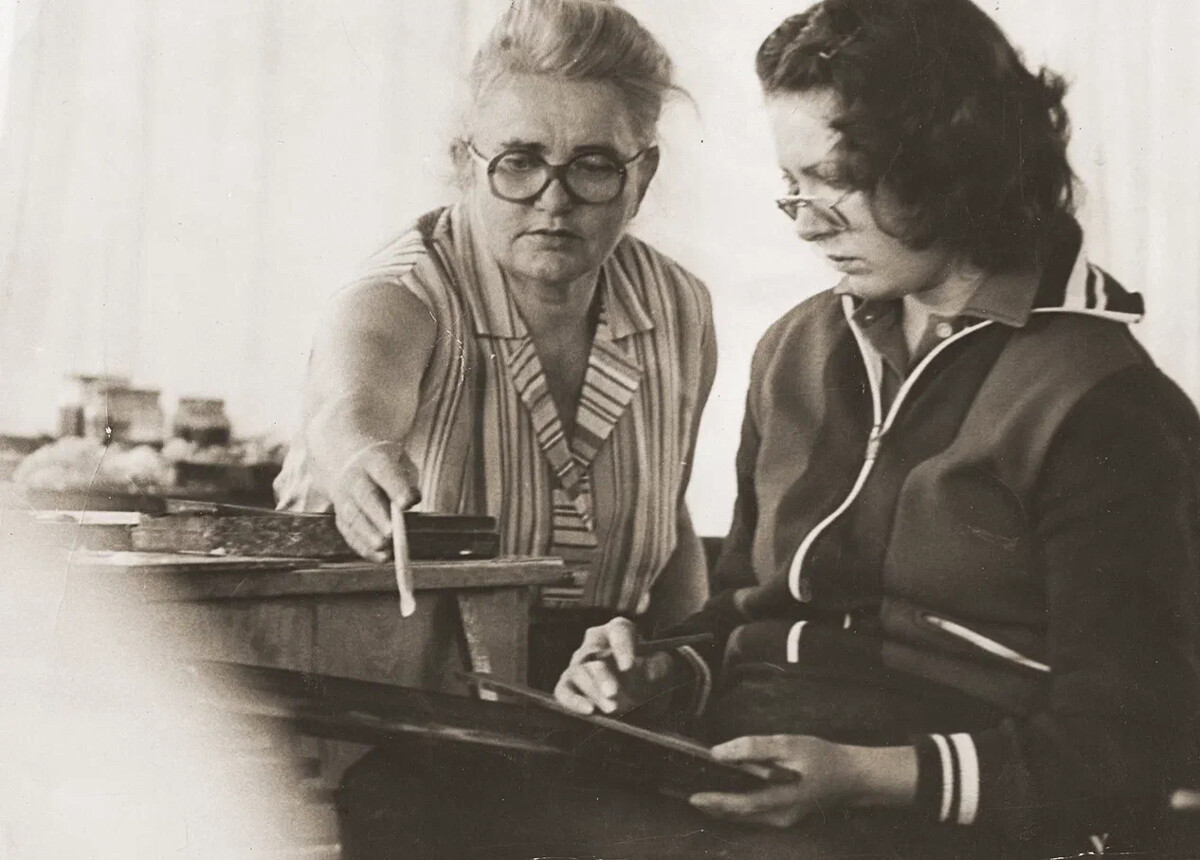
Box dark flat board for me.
[189,661,797,797]
[463,672,800,797]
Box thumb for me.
[362,446,421,509]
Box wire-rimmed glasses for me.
[775,188,855,230]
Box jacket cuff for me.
[673,645,713,718]
[913,733,980,826]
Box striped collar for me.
[498,302,644,528]
[449,203,656,340]
[1044,249,1144,324]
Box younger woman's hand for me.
[553,618,680,716]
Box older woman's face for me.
[765,89,957,303]
[464,73,655,290]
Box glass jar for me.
[172,397,232,446]
[120,389,166,446]
[84,386,164,446]
[76,375,135,444]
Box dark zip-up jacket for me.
[668,223,1200,845]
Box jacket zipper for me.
[787,297,995,601]
[923,613,1051,673]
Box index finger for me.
[711,735,791,763]
[570,618,638,672]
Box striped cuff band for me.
[786,620,808,663]
[914,733,980,826]
[675,645,713,718]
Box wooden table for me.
[69,551,567,779]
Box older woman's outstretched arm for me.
[299,278,438,559]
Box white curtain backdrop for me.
[1,0,1197,534]
[0,0,470,438]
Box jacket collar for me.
[841,216,1143,330]
[448,203,656,340]
[960,266,1039,327]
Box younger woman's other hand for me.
[554,618,680,716]
[690,736,918,827]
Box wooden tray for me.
[20,488,172,514]
[130,511,500,560]
[16,510,139,551]
[13,485,278,514]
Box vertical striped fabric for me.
[277,205,715,614]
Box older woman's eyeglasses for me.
[775,189,854,230]
[467,141,654,205]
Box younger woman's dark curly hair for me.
[756,0,1075,272]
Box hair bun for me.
[466,0,681,147]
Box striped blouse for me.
[275,205,716,615]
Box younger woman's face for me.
[765,88,959,303]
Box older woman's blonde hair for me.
[459,0,680,150]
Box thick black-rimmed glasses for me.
[467,141,654,205]
[775,189,855,231]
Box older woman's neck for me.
[508,271,602,442]
[509,272,600,336]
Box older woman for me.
[275,0,715,677]
[555,0,1200,856]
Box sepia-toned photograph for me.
[2,0,1199,856]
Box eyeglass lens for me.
[490,151,626,204]
[777,196,849,229]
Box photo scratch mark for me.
[53,436,112,645]
[339,13,371,74]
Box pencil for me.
[634,632,713,655]
[576,633,713,667]
[391,501,415,617]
